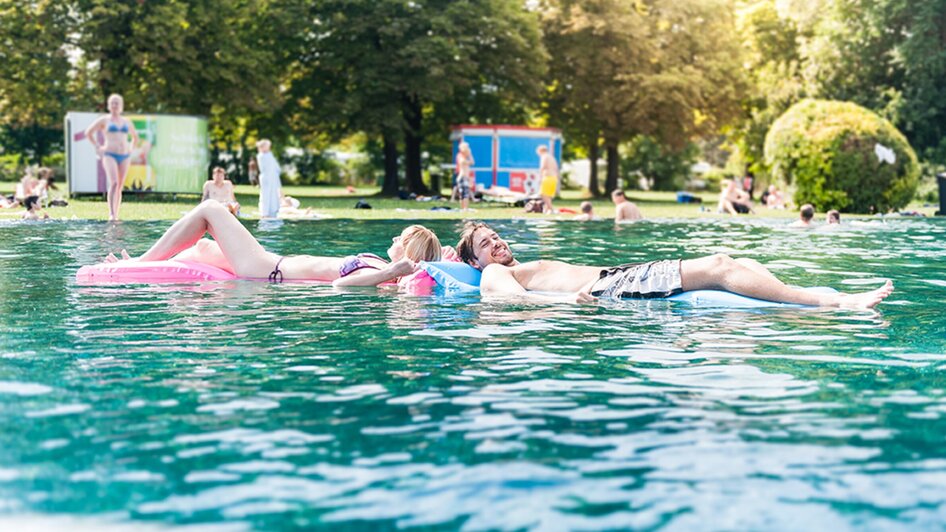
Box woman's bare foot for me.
[104,249,132,263]
[837,280,894,309]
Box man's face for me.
[469,227,515,269]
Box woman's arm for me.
[85,118,105,155]
[332,258,418,287]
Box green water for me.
[0,217,945,530]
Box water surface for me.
[0,217,944,530]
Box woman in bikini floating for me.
[85,94,139,221]
[105,201,454,287]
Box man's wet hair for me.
[580,201,593,214]
[457,221,492,265]
[611,189,625,199]
[800,204,815,221]
[827,209,840,223]
[24,195,39,211]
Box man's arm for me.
[480,264,528,295]
[480,264,597,304]
[201,182,210,202]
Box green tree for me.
[543,0,746,193]
[293,0,546,195]
[804,0,946,163]
[729,0,810,181]
[0,1,76,163]
[70,0,308,181]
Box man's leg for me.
[138,201,275,277]
[680,254,893,308]
[734,257,781,283]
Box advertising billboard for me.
[65,112,209,195]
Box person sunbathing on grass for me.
[104,201,455,287]
[455,221,893,308]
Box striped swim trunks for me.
[589,259,683,299]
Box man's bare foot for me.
[838,280,894,309]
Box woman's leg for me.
[114,158,131,219]
[172,238,235,273]
[138,201,276,277]
[680,254,893,308]
[102,157,121,221]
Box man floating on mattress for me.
[455,221,893,308]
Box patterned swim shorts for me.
[456,176,472,200]
[589,259,683,299]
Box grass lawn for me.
[0,181,937,221]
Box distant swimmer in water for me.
[202,166,241,216]
[789,204,815,229]
[573,201,600,221]
[85,94,139,221]
[817,209,842,231]
[612,189,643,222]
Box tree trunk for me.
[402,96,428,194]
[588,140,600,197]
[381,131,400,196]
[605,144,620,194]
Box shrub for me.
[0,154,23,181]
[764,99,919,213]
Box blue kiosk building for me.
[450,125,563,194]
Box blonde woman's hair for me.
[400,225,441,262]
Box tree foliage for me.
[543,0,746,193]
[291,0,546,194]
[0,1,75,163]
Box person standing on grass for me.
[247,157,259,186]
[455,142,474,211]
[256,139,282,218]
[84,94,139,221]
[537,145,559,214]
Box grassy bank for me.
[0,182,936,221]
